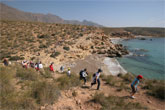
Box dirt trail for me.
[46,76,165,110]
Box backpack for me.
[93,73,96,77]
[79,70,84,79]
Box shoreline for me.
[66,54,127,76]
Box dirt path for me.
[49,78,165,110]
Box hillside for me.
[0,20,130,65]
[0,3,102,27]
[102,27,165,37]
[0,64,164,110]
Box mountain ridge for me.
[0,3,102,27]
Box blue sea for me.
[117,37,165,80]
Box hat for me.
[137,75,143,79]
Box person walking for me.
[49,62,54,72]
[67,68,71,76]
[91,69,102,90]
[79,68,88,85]
[60,66,64,73]
[130,75,143,99]
[3,58,8,66]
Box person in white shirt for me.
[91,69,102,90]
[39,61,43,69]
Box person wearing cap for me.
[91,69,103,90]
[67,68,71,76]
[130,75,143,99]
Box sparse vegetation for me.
[9,56,24,61]
[50,52,61,58]
[92,92,147,110]
[31,80,60,105]
[57,74,81,90]
[142,80,165,100]
[63,46,70,51]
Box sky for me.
[1,0,165,27]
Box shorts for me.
[131,85,137,93]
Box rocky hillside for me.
[0,3,102,27]
[0,20,128,65]
[0,64,164,110]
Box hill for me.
[0,3,102,27]
[0,20,129,64]
[102,27,165,37]
[0,64,164,110]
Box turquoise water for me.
[117,37,165,80]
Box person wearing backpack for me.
[130,75,143,99]
[91,69,102,90]
[79,68,88,85]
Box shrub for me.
[120,73,134,83]
[72,90,77,97]
[0,66,15,101]
[16,67,38,81]
[0,66,38,110]
[39,44,47,48]
[31,80,60,105]
[41,67,53,78]
[92,92,147,110]
[63,46,70,51]
[50,52,60,58]
[9,56,24,61]
[37,34,49,39]
[57,74,81,90]
[102,75,116,86]
[143,80,165,100]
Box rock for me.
[116,52,122,57]
[147,100,152,103]
[76,99,81,105]
[139,38,146,40]
[108,54,116,58]
[97,49,106,54]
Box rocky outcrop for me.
[111,31,135,38]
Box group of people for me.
[2,58,143,99]
[21,60,43,71]
[79,68,103,90]
[79,68,143,99]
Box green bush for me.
[9,56,24,61]
[50,52,60,58]
[39,44,47,48]
[31,80,60,105]
[143,80,165,100]
[41,67,53,78]
[102,75,116,86]
[92,92,147,110]
[120,73,134,83]
[16,67,38,81]
[63,46,70,51]
[57,74,81,90]
[0,66,38,110]
[37,34,49,39]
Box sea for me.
[117,37,165,80]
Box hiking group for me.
[2,58,143,99]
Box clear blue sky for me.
[1,0,165,27]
